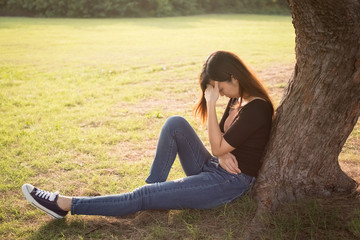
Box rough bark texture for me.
[253,0,360,218]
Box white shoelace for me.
[35,189,59,202]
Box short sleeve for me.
[223,100,272,148]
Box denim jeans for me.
[71,116,255,216]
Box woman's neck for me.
[240,96,265,107]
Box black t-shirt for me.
[219,98,273,177]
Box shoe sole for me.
[22,184,64,219]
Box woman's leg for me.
[57,196,72,211]
[22,117,253,218]
[58,116,210,213]
[146,116,212,183]
[71,162,255,216]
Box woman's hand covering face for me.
[205,81,219,104]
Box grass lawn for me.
[0,14,359,239]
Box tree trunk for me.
[253,0,360,219]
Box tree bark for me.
[253,0,360,220]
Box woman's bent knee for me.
[164,116,188,129]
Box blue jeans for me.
[71,116,255,216]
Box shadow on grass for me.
[263,193,360,240]
[27,192,360,239]
[27,210,179,240]
[27,194,256,240]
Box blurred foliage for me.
[0,0,289,17]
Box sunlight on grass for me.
[0,15,295,69]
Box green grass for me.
[0,14,359,239]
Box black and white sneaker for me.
[22,183,68,219]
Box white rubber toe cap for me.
[22,183,34,193]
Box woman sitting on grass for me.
[22,51,274,218]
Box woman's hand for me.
[204,81,219,105]
[218,152,241,174]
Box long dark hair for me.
[194,51,274,124]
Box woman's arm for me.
[205,82,235,156]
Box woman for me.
[22,51,274,219]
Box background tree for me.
[250,0,360,235]
[0,0,289,17]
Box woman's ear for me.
[230,75,238,84]
[208,80,215,87]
